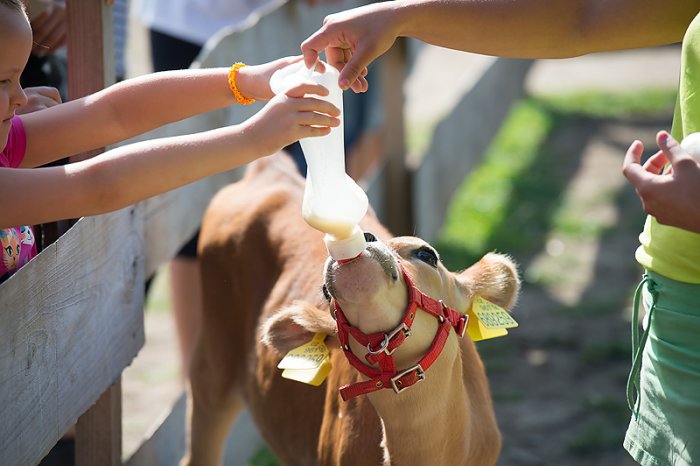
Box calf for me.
[182,153,520,466]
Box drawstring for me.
[626,274,659,417]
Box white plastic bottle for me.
[270,61,368,260]
[680,132,700,160]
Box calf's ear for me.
[460,252,520,310]
[261,301,338,354]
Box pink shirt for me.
[0,116,36,283]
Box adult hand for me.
[16,86,62,115]
[622,130,700,233]
[30,3,67,56]
[301,3,398,92]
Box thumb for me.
[658,130,693,165]
[622,139,650,187]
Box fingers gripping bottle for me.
[270,61,368,260]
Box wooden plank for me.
[37,1,114,245]
[66,0,113,164]
[377,39,411,235]
[76,381,122,466]
[65,3,123,463]
[0,209,145,466]
[66,0,114,97]
[142,170,245,278]
[414,58,533,242]
[107,110,244,277]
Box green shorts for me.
[624,270,700,466]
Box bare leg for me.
[180,254,244,466]
[169,257,203,382]
[180,345,243,466]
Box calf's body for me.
[183,153,519,466]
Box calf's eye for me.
[413,247,439,268]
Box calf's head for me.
[263,232,519,400]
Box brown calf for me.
[182,153,520,466]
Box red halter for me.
[333,264,469,401]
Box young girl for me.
[0,0,340,281]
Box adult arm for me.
[302,0,699,90]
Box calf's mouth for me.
[323,232,400,303]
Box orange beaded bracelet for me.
[228,63,255,105]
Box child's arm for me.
[18,57,301,168]
[0,81,339,228]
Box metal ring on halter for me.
[366,322,412,356]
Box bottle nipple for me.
[323,225,367,262]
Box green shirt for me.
[635,13,700,284]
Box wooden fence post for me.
[66,0,114,158]
[75,380,122,466]
[66,1,121,465]
[379,39,413,235]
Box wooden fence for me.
[0,0,530,465]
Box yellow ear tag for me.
[466,295,518,341]
[277,333,332,386]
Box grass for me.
[436,99,555,269]
[247,448,281,466]
[144,266,173,314]
[437,90,672,337]
[538,90,677,119]
[435,89,676,270]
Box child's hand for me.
[236,56,310,102]
[622,131,700,233]
[241,81,341,155]
[16,86,62,115]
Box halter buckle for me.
[367,322,411,356]
[390,364,425,394]
[456,314,469,338]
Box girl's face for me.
[0,7,31,152]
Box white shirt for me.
[132,0,281,45]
